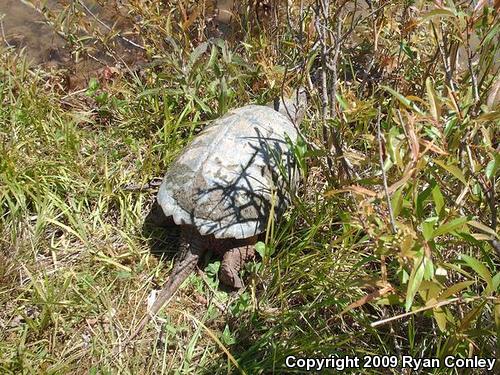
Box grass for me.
[1,0,499,374]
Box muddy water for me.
[0,0,66,65]
[1,1,495,90]
[0,0,145,89]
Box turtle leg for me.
[219,243,256,289]
[122,225,205,347]
[147,226,205,315]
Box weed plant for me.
[0,0,498,373]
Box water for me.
[0,0,145,89]
[0,0,66,65]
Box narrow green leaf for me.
[391,187,404,217]
[485,154,499,180]
[482,22,500,47]
[421,9,457,20]
[416,183,434,219]
[434,159,467,184]
[460,254,493,292]
[431,216,468,238]
[438,281,474,300]
[382,86,424,115]
[493,272,500,291]
[423,257,434,280]
[433,307,447,332]
[422,219,436,241]
[458,303,485,331]
[467,220,499,238]
[426,77,441,121]
[335,94,349,111]
[137,88,163,98]
[431,183,445,217]
[189,42,209,68]
[208,45,218,68]
[405,258,426,311]
[45,217,86,243]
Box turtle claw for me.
[219,266,244,289]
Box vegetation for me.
[1,0,498,373]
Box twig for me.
[76,0,146,51]
[122,178,163,192]
[359,0,379,93]
[61,88,88,100]
[371,296,497,328]
[0,17,11,47]
[314,0,331,172]
[18,0,68,40]
[465,22,480,114]
[279,64,321,155]
[314,0,353,183]
[376,107,396,233]
[330,16,353,181]
[433,22,456,93]
[491,181,497,228]
[339,0,394,43]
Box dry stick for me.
[279,66,320,154]
[314,0,332,176]
[327,7,353,181]
[488,166,499,255]
[122,178,163,192]
[466,30,480,111]
[371,296,497,328]
[338,0,393,45]
[431,20,468,171]
[315,0,353,183]
[298,0,316,93]
[0,18,11,47]
[376,108,397,234]
[434,22,456,93]
[359,0,381,93]
[76,0,146,51]
[432,22,461,120]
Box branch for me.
[371,296,497,328]
[76,0,146,51]
[376,108,397,234]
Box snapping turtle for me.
[126,89,306,343]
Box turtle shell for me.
[157,104,299,239]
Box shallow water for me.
[0,0,145,89]
[0,0,66,65]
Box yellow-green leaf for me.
[468,220,499,239]
[382,86,424,115]
[431,183,445,216]
[492,272,500,291]
[431,216,468,238]
[45,217,86,243]
[405,258,426,311]
[434,159,467,184]
[433,307,447,332]
[421,9,457,20]
[426,77,441,121]
[460,254,493,293]
[438,281,474,300]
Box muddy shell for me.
[157,104,299,239]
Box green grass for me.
[1,0,498,374]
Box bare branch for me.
[376,108,397,234]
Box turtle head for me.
[271,87,307,125]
